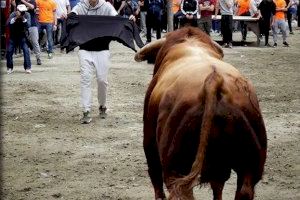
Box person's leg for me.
[140,11,147,33]
[94,50,110,110]
[20,37,31,70]
[207,18,212,36]
[279,19,288,45]
[272,20,279,46]
[264,19,270,45]
[6,39,15,71]
[146,14,152,42]
[45,23,54,55]
[228,15,233,45]
[221,15,227,44]
[286,11,292,33]
[28,26,42,63]
[79,50,94,113]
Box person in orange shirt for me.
[36,0,57,58]
[272,0,289,47]
[235,0,251,45]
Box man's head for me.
[89,0,99,7]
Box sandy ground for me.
[0,30,299,200]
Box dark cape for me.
[61,14,144,53]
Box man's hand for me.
[129,15,136,22]
[53,24,57,31]
[186,14,193,19]
[16,11,22,18]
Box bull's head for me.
[135,27,224,75]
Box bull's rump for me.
[146,60,264,180]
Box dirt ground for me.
[0,29,299,200]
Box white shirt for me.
[54,0,70,18]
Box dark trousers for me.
[6,37,31,70]
[286,11,292,32]
[221,15,233,44]
[146,12,162,42]
[260,17,271,45]
[240,21,247,41]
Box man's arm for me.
[21,0,35,10]
[214,0,219,17]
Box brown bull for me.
[135,27,267,200]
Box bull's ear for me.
[134,38,166,63]
[211,40,224,59]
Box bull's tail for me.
[173,66,224,193]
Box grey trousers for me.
[272,19,287,43]
[28,26,41,60]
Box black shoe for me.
[99,106,107,119]
[273,43,277,47]
[289,31,294,35]
[37,58,42,65]
[283,41,289,47]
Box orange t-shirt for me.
[274,0,286,20]
[36,0,57,23]
[172,0,181,13]
[236,0,250,16]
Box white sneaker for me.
[7,68,13,74]
[25,69,32,74]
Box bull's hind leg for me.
[234,173,255,200]
[144,126,166,199]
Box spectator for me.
[144,0,165,43]
[174,0,198,28]
[172,0,181,29]
[215,0,234,48]
[6,4,32,74]
[20,0,42,65]
[257,0,276,47]
[286,0,298,34]
[272,0,289,47]
[36,0,57,58]
[198,0,216,35]
[53,0,70,46]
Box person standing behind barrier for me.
[144,0,164,43]
[20,0,42,65]
[272,0,289,47]
[198,0,216,35]
[215,0,234,48]
[6,4,32,74]
[257,0,275,47]
[235,0,251,45]
[53,0,70,46]
[285,0,298,34]
[36,0,57,58]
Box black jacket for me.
[61,14,144,52]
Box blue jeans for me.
[6,37,31,70]
[38,23,54,53]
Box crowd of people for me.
[3,0,300,71]
[1,0,300,123]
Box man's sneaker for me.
[37,58,42,65]
[290,31,294,35]
[7,68,13,74]
[48,53,53,59]
[273,43,277,47]
[25,69,32,74]
[228,42,233,48]
[283,41,289,47]
[81,111,92,124]
[265,43,271,47]
[99,106,107,119]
